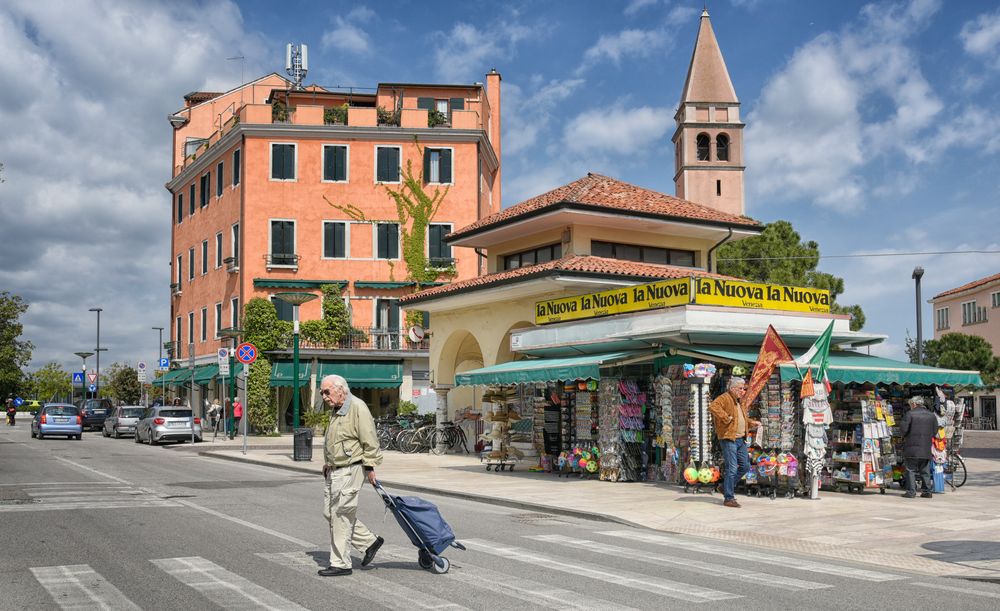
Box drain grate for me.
[510,512,567,525]
[0,487,36,504]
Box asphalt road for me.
[2,424,1000,610]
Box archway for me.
[495,321,535,365]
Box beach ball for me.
[683,466,700,484]
[698,467,713,484]
[578,458,589,470]
[710,466,721,482]
[586,460,599,473]
[581,451,592,461]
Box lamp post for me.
[273,292,318,429]
[912,267,924,365]
[73,351,94,403]
[88,308,103,396]
[152,327,164,404]
[219,327,243,439]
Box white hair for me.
[728,376,746,390]
[321,374,350,393]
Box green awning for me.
[156,369,185,385]
[666,345,984,386]
[193,364,219,384]
[271,362,312,387]
[319,361,403,389]
[455,351,655,386]
[253,279,346,289]
[354,281,449,289]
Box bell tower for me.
[672,9,745,216]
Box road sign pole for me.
[189,343,196,445]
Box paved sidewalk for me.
[176,433,1000,579]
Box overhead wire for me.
[718,249,1000,262]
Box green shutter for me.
[323,147,334,181]
[449,97,464,111]
[441,149,452,184]
[389,148,399,181]
[417,97,434,110]
[335,146,347,181]
[284,145,294,179]
[423,148,431,183]
[271,145,281,179]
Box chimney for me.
[486,68,502,214]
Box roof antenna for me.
[227,54,245,104]
[285,44,308,90]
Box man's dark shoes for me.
[723,499,741,508]
[902,492,916,498]
[317,566,352,577]
[362,536,384,567]
[920,492,933,499]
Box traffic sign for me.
[14,397,23,407]
[159,357,169,370]
[137,362,148,382]
[88,384,96,393]
[236,343,258,364]
[137,361,147,370]
[87,373,98,384]
[72,372,84,385]
[218,348,230,376]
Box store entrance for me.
[980,396,997,430]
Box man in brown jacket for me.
[318,374,384,576]
[708,377,758,507]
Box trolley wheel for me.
[880,487,886,495]
[507,464,514,472]
[431,556,450,574]
[418,550,433,570]
[485,465,492,471]
[769,490,776,500]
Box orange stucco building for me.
[164,70,501,422]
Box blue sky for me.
[1,0,999,372]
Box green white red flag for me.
[796,320,835,398]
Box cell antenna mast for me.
[285,43,308,90]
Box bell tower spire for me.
[672,9,746,216]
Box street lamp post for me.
[152,327,164,405]
[912,267,924,365]
[274,292,318,429]
[219,327,243,439]
[73,351,94,404]
[89,308,103,396]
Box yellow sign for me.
[693,278,830,313]
[535,278,690,324]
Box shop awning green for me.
[192,364,218,384]
[155,369,185,385]
[455,351,656,386]
[319,361,403,388]
[354,281,449,289]
[253,279,346,289]
[270,362,312,387]
[666,345,984,386]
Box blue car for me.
[31,403,83,440]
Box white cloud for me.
[579,28,670,71]
[431,18,545,83]
[0,0,270,371]
[321,7,376,55]
[624,0,658,17]
[961,7,1000,68]
[505,77,585,156]
[563,104,672,155]
[746,0,946,212]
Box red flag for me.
[800,369,815,399]
[742,325,794,409]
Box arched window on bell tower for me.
[716,133,729,161]
[696,133,710,161]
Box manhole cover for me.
[0,487,35,504]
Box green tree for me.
[300,284,356,345]
[102,363,142,404]
[32,362,71,402]
[919,333,1000,385]
[243,298,291,352]
[717,220,866,330]
[247,356,275,433]
[0,292,33,398]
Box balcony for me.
[223,256,239,274]
[299,327,429,352]
[170,283,182,297]
[265,253,299,270]
[428,256,456,269]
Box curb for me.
[197,450,639,528]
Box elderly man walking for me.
[901,396,936,499]
[318,374,384,576]
[708,377,759,508]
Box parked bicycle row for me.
[376,416,470,455]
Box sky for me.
[1,0,999,374]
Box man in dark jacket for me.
[900,396,936,498]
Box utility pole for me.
[152,327,164,404]
[912,267,924,365]
[89,308,103,396]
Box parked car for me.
[102,405,145,438]
[31,404,83,440]
[135,406,202,445]
[80,398,113,431]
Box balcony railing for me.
[299,327,429,352]
[265,253,299,269]
[428,256,456,269]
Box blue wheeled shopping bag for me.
[373,482,465,574]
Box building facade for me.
[930,271,1000,429]
[164,70,502,425]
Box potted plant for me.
[376,105,400,126]
[302,408,330,436]
[324,103,348,125]
[272,100,289,123]
[427,110,448,127]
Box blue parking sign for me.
[159,357,170,370]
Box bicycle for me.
[398,424,436,453]
[944,450,966,489]
[430,421,470,455]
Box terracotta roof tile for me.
[401,255,735,304]
[449,173,760,241]
[932,272,1000,300]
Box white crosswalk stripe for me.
[379,543,640,611]
[152,557,309,610]
[259,551,469,610]
[30,564,141,610]
[0,482,180,513]
[598,530,906,582]
[529,534,833,591]
[463,538,740,603]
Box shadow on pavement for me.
[920,540,1000,577]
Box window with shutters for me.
[935,307,949,330]
[176,317,182,347]
[215,232,223,269]
[424,147,453,184]
[232,149,241,186]
[375,146,400,183]
[215,303,223,338]
[200,307,208,342]
[428,224,452,265]
[502,244,562,270]
[992,291,1000,308]
[322,145,349,182]
[176,193,183,224]
[323,221,348,259]
[200,172,210,207]
[269,220,296,266]
[270,143,296,181]
[216,161,224,197]
[416,97,464,120]
[271,297,294,322]
[231,223,240,264]
[188,247,195,280]
[175,254,182,287]
[230,297,239,328]
[962,300,987,325]
[591,241,696,267]
[696,133,710,161]
[188,312,194,345]
[201,240,209,275]
[375,223,399,259]
[189,184,195,216]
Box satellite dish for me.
[408,326,425,343]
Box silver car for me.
[102,405,145,438]
[134,406,203,445]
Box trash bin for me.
[293,427,313,461]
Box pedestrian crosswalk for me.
[0,482,180,513]
[23,528,943,610]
